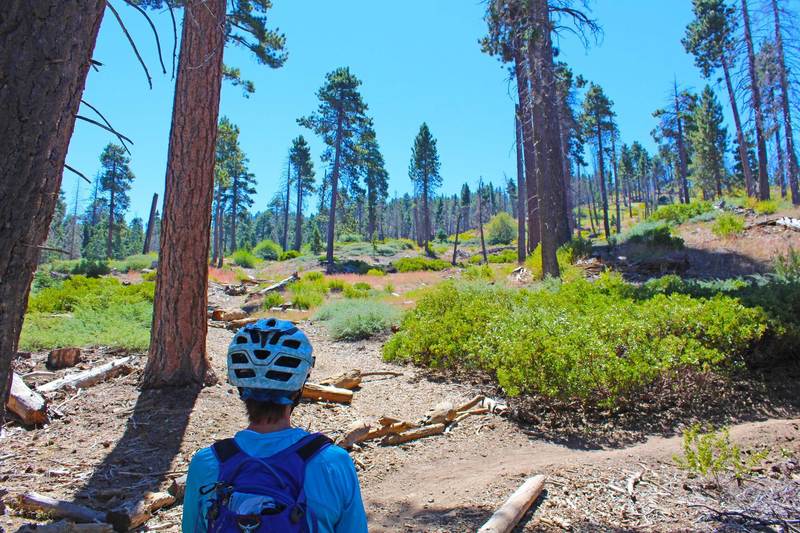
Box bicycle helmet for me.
[227,318,314,405]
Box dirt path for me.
[2,316,798,532]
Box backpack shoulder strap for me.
[296,433,332,462]
[211,438,242,464]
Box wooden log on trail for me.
[210,308,247,322]
[106,491,176,531]
[381,423,445,446]
[37,357,133,394]
[319,369,403,390]
[168,475,188,500]
[425,400,457,425]
[47,347,82,370]
[366,420,417,441]
[20,520,113,532]
[777,216,800,231]
[477,475,546,533]
[7,373,47,425]
[16,492,106,524]
[246,273,299,301]
[456,394,485,413]
[338,420,372,449]
[452,407,489,424]
[301,382,353,404]
[480,475,546,532]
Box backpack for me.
[203,433,332,533]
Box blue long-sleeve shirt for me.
[182,428,368,533]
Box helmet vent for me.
[265,370,292,382]
[236,336,248,344]
[274,356,301,368]
[248,330,262,344]
[282,339,301,349]
[266,318,276,327]
[234,368,256,379]
[230,352,248,364]
[268,327,298,345]
[253,349,271,360]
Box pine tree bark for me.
[0,0,105,423]
[107,179,115,259]
[722,59,755,197]
[143,0,226,388]
[741,0,771,200]
[771,0,800,205]
[515,108,527,262]
[294,170,303,251]
[674,82,690,204]
[326,112,344,272]
[595,119,611,239]
[611,136,621,235]
[282,165,291,251]
[514,52,540,253]
[422,179,430,255]
[776,124,786,198]
[143,193,159,254]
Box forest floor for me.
[3,207,800,532]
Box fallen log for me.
[16,492,106,524]
[425,400,457,425]
[247,273,299,300]
[301,383,353,404]
[319,369,403,390]
[7,373,47,425]
[168,475,188,500]
[452,407,489,424]
[47,347,82,370]
[456,394,485,413]
[19,521,113,533]
[37,357,133,394]
[366,420,417,441]
[211,308,247,322]
[477,475,546,533]
[381,423,445,446]
[338,420,372,449]
[106,491,176,531]
[776,216,800,232]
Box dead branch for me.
[7,373,47,425]
[75,115,134,147]
[16,492,106,524]
[19,521,112,532]
[107,491,175,531]
[626,471,643,500]
[105,1,153,89]
[477,475,546,533]
[381,423,445,446]
[79,100,132,154]
[164,0,177,78]
[64,164,92,184]
[122,0,166,74]
[301,383,353,404]
[37,357,133,394]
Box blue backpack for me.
[203,433,332,532]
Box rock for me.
[47,347,82,370]
[223,284,247,296]
[211,308,248,322]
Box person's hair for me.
[244,399,290,425]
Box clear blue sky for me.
[65,0,711,221]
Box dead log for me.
[320,369,404,390]
[381,423,445,446]
[47,347,82,370]
[377,415,402,426]
[37,357,133,394]
[16,492,106,524]
[168,475,187,500]
[425,400,457,425]
[106,491,175,531]
[477,475,546,533]
[301,383,353,404]
[19,520,113,533]
[777,216,800,231]
[452,407,489,424]
[366,420,418,441]
[227,317,260,330]
[7,373,47,425]
[223,284,248,296]
[455,394,485,413]
[338,420,372,449]
[246,273,299,301]
[210,308,247,322]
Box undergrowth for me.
[314,299,400,340]
[394,256,450,272]
[712,213,745,238]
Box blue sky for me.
[65,0,712,221]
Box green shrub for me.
[71,259,111,278]
[650,201,712,225]
[395,256,450,273]
[353,281,371,290]
[253,239,282,261]
[524,243,582,280]
[304,271,325,282]
[774,248,800,280]
[288,275,328,310]
[673,424,767,484]
[689,210,718,223]
[262,292,284,309]
[384,282,395,294]
[142,270,157,282]
[754,199,779,215]
[487,249,518,264]
[50,259,81,274]
[562,236,593,261]
[280,249,301,261]
[464,264,493,281]
[366,268,385,276]
[310,226,323,254]
[231,249,258,268]
[344,283,371,299]
[314,300,400,340]
[338,232,362,243]
[712,213,745,238]
[111,253,157,272]
[327,278,347,292]
[486,212,516,245]
[32,269,59,293]
[623,221,684,248]
[384,275,768,406]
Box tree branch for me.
[123,0,167,75]
[106,1,153,89]
[165,0,178,79]
[80,99,131,154]
[64,164,91,184]
[75,115,135,148]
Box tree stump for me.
[47,347,82,370]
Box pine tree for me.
[299,67,369,272]
[689,86,728,198]
[360,125,388,241]
[733,132,758,190]
[409,123,442,255]
[98,143,134,260]
[581,83,615,239]
[289,135,315,251]
[215,118,255,253]
[126,217,145,257]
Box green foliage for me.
[21,276,154,351]
[110,253,157,273]
[525,243,582,280]
[561,236,593,261]
[327,278,347,292]
[464,264,494,281]
[338,232,363,243]
[353,281,371,290]
[774,248,800,279]
[650,201,713,225]
[279,250,301,261]
[395,256,450,272]
[232,249,259,268]
[32,269,59,293]
[310,225,323,254]
[754,199,779,215]
[712,213,745,237]
[384,275,768,406]
[71,259,111,278]
[673,424,768,483]
[141,270,157,282]
[626,222,684,248]
[304,271,325,282]
[366,268,385,276]
[253,239,282,261]
[489,249,518,263]
[262,292,284,309]
[314,300,400,340]
[344,282,371,299]
[486,212,516,245]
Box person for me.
[182,318,368,533]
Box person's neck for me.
[247,417,292,434]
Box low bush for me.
[344,282,371,299]
[673,424,767,484]
[71,259,111,278]
[353,281,371,290]
[463,264,493,281]
[621,221,684,248]
[338,232,363,243]
[231,249,259,268]
[314,300,400,340]
[689,210,718,223]
[712,213,745,238]
[142,270,157,282]
[49,259,81,274]
[384,275,769,406]
[754,199,779,215]
[111,253,157,272]
[524,243,582,281]
[262,292,284,309]
[253,239,282,261]
[487,212,516,245]
[288,275,328,310]
[326,278,347,292]
[366,268,385,276]
[304,271,325,282]
[280,249,301,261]
[489,249,518,264]
[395,256,450,272]
[32,269,59,292]
[649,201,712,225]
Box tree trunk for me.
[282,164,291,251]
[596,123,611,239]
[515,108,526,262]
[422,180,430,254]
[611,136,621,235]
[451,212,461,266]
[742,0,771,200]
[528,0,563,277]
[514,52,539,253]
[211,190,220,265]
[0,0,105,424]
[107,186,115,259]
[721,59,754,198]
[478,188,488,263]
[142,0,226,388]
[771,0,800,205]
[230,179,238,251]
[776,122,787,198]
[587,175,598,234]
[143,193,159,254]
[294,170,303,251]
[326,111,344,272]
[673,82,690,204]
[215,201,224,268]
